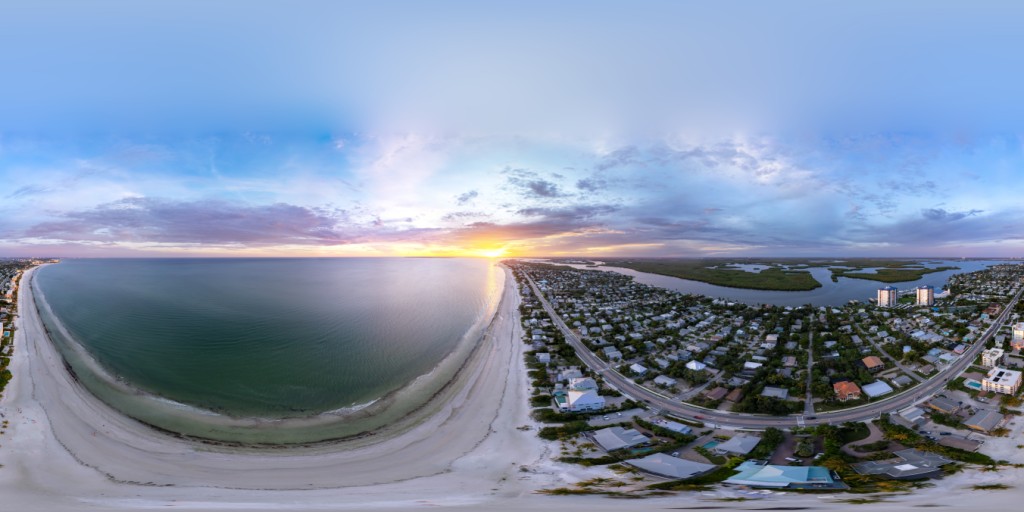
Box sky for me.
[2,1,1024,258]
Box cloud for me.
[921,208,983,221]
[8,184,53,198]
[456,190,478,205]
[575,178,607,192]
[23,197,355,246]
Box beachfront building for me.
[964,409,1005,433]
[592,426,650,451]
[833,381,862,402]
[916,285,934,306]
[725,461,847,490]
[877,286,898,307]
[625,453,715,479]
[982,367,1022,395]
[555,389,606,412]
[853,449,952,480]
[981,347,1005,368]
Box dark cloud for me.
[921,208,983,221]
[516,204,617,220]
[502,166,567,198]
[456,190,478,205]
[575,178,607,192]
[24,198,354,246]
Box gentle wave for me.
[30,260,506,444]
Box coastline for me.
[29,260,508,445]
[0,264,1021,511]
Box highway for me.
[524,272,1022,430]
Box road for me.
[803,315,815,415]
[855,323,926,383]
[524,272,1022,430]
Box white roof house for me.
[568,377,598,391]
[557,389,606,413]
[744,361,763,370]
[653,375,677,387]
[593,427,650,451]
[630,363,649,375]
[626,453,714,479]
[714,434,761,456]
[862,380,894,398]
[685,360,707,371]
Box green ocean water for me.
[33,258,503,443]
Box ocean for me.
[32,258,504,444]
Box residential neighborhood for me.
[508,260,1024,494]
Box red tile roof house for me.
[833,381,862,402]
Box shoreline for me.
[0,264,1022,511]
[28,262,507,447]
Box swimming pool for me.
[702,441,719,450]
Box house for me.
[964,409,1005,433]
[833,381,862,402]
[556,389,606,412]
[592,426,650,451]
[783,356,797,367]
[714,434,761,456]
[725,461,846,489]
[862,356,885,372]
[853,449,952,480]
[862,380,894,398]
[602,346,623,361]
[982,367,1022,395]
[653,375,677,387]
[743,361,763,370]
[705,386,729,401]
[558,368,584,382]
[926,396,960,415]
[625,453,715,479]
[685,360,707,371]
[657,420,692,435]
[891,375,913,388]
[761,387,789,400]
[568,377,598,391]
[724,388,744,402]
[630,363,649,376]
[535,352,551,364]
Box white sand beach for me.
[0,265,1021,512]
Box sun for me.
[474,247,508,258]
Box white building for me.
[557,389,606,412]
[1013,322,1024,340]
[877,286,898,308]
[630,363,648,376]
[982,367,1022,395]
[916,285,934,306]
[653,375,677,387]
[685,360,707,371]
[862,380,894,398]
[981,347,1005,368]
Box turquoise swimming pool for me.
[702,441,719,449]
